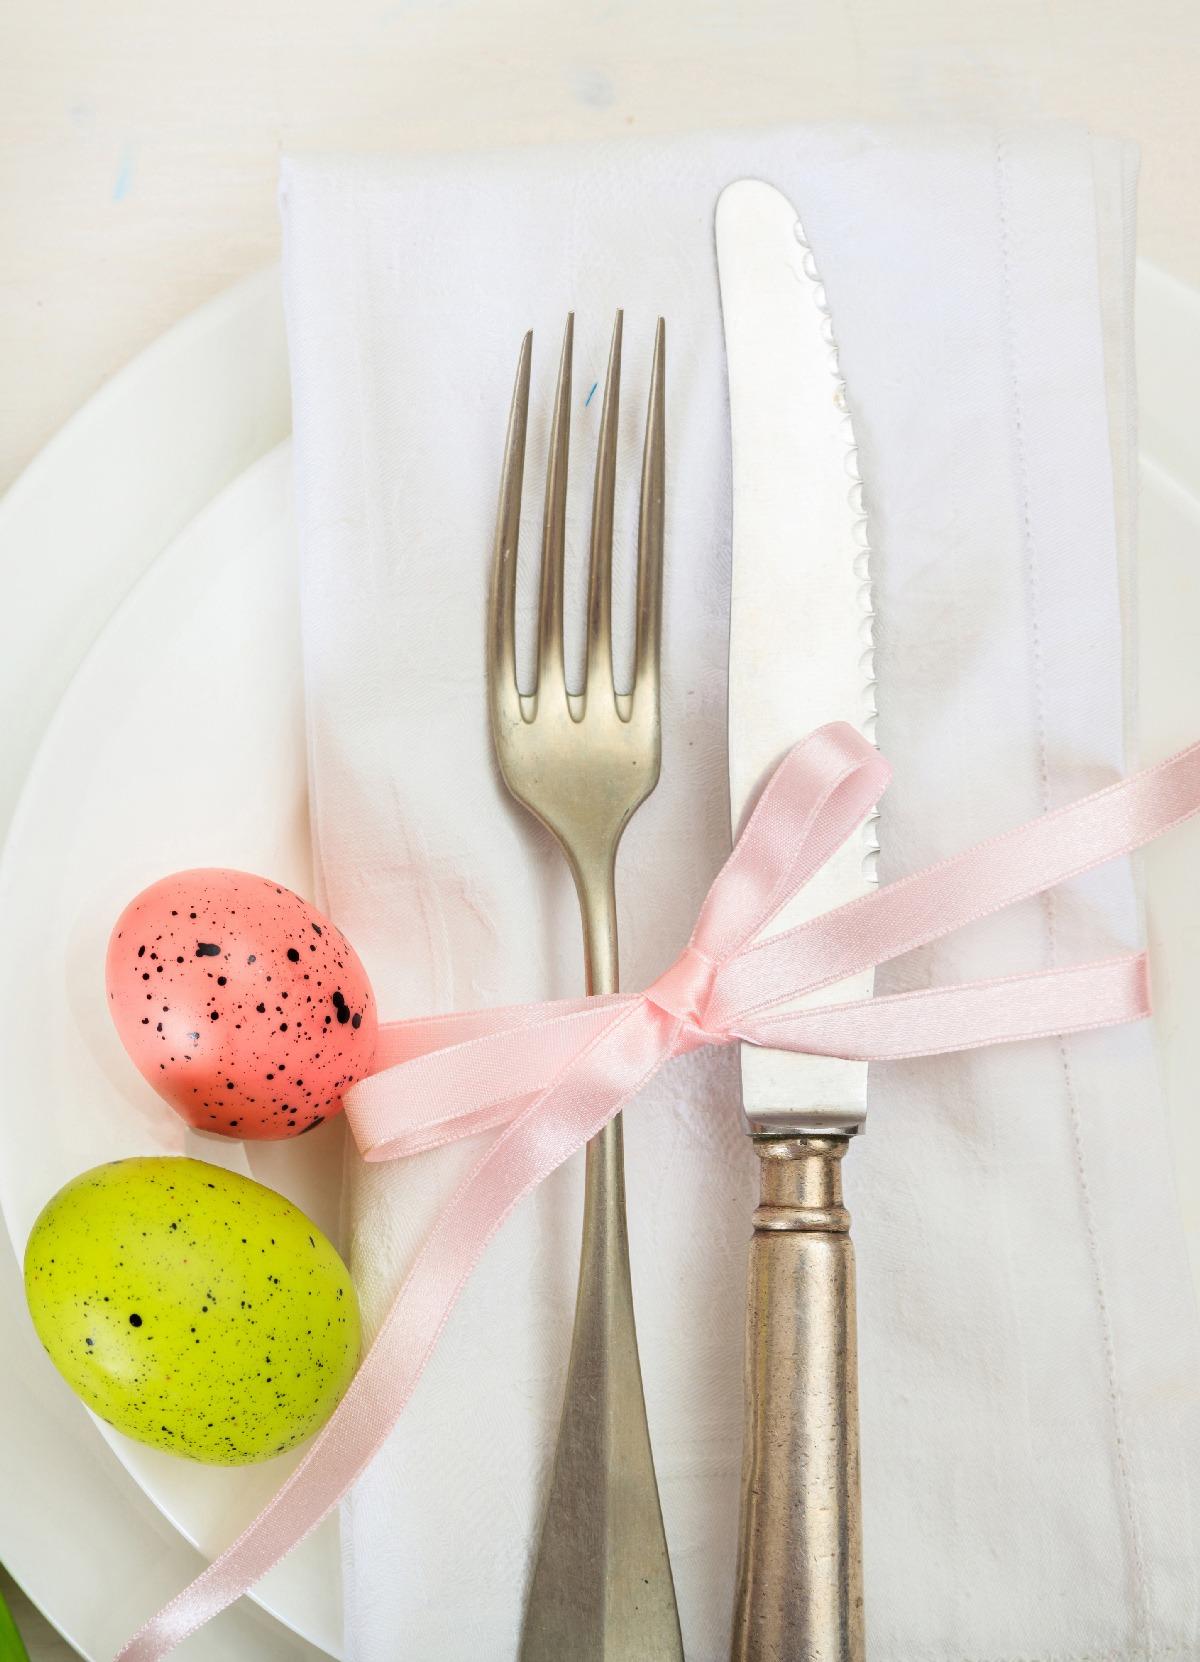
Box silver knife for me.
[716,178,877,1662]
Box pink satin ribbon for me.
[116,722,1200,1660]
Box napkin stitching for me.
[995,127,1152,1651]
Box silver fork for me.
[487,312,683,1661]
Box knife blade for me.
[716,177,877,1136]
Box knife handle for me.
[731,1134,864,1662]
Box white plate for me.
[1135,263,1200,1285]
[1,259,1198,1660]
[0,274,332,1662]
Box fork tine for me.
[537,313,572,702]
[585,311,622,705]
[489,330,532,720]
[633,317,665,705]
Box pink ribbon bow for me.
[118,722,1200,1660]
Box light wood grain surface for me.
[1,0,1198,494]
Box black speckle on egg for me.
[286,948,300,963]
[196,942,221,958]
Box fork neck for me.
[572,857,619,996]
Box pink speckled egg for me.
[107,870,378,1140]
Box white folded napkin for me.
[280,126,1200,1661]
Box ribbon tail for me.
[740,953,1149,1061]
[348,1000,630,1159]
[372,992,629,1065]
[115,998,679,1662]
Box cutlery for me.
[716,179,878,1662]
[488,312,683,1662]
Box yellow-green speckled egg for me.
[23,1156,359,1465]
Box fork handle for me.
[731,1134,865,1662]
[519,869,682,1662]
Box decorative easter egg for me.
[107,869,377,1139]
[23,1157,360,1464]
